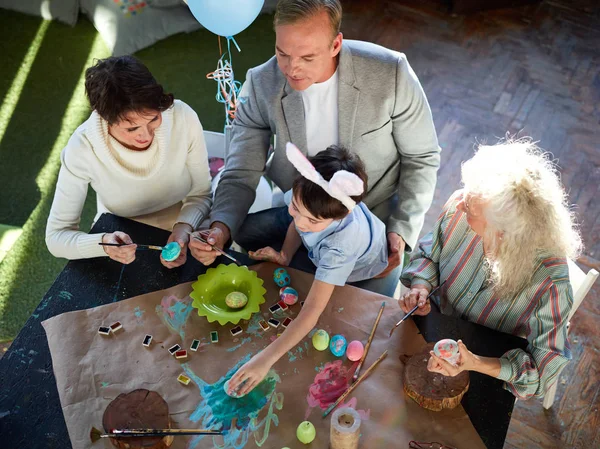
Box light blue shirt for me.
[285,191,388,286]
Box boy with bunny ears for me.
[226,143,388,396]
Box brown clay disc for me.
[102,389,173,449]
[404,342,469,411]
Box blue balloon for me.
[187,0,265,37]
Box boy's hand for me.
[248,247,289,266]
[227,354,272,396]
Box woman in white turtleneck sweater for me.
[46,56,212,268]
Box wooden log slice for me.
[404,343,469,411]
[102,389,174,449]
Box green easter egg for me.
[296,421,316,444]
[312,329,330,351]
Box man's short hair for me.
[274,0,342,39]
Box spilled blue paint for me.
[226,337,252,353]
[182,357,284,449]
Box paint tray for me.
[190,264,267,325]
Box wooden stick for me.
[352,301,385,382]
[323,350,388,418]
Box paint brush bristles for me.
[90,426,223,443]
[323,350,388,418]
[352,301,385,382]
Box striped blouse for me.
[401,190,573,399]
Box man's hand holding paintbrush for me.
[188,224,242,265]
[188,224,229,265]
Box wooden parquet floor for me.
[341,1,600,448]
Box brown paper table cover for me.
[42,262,486,449]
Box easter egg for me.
[223,379,246,398]
[161,241,181,262]
[279,286,299,305]
[329,334,347,357]
[434,338,460,365]
[312,329,330,351]
[346,340,364,361]
[273,268,291,287]
[296,421,316,444]
[225,291,248,309]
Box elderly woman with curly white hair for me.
[399,140,582,399]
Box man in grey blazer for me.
[190,0,440,297]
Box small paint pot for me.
[273,268,291,287]
[161,241,181,262]
[433,339,460,365]
[279,286,299,305]
[329,334,347,357]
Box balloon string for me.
[206,36,244,127]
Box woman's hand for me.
[102,231,137,264]
[161,223,191,268]
[227,354,272,397]
[427,340,477,376]
[399,285,431,316]
[248,247,289,266]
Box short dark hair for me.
[293,145,368,220]
[84,55,174,125]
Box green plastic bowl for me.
[190,264,267,325]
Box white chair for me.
[203,128,272,214]
[542,258,599,409]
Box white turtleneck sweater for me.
[46,100,212,260]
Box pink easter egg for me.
[346,340,364,362]
[279,286,299,305]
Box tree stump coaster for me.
[103,389,174,449]
[404,343,469,411]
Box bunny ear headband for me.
[285,142,364,211]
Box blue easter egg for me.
[273,268,291,287]
[329,334,347,357]
[161,241,181,262]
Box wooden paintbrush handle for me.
[324,350,388,417]
[353,302,385,380]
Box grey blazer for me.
[211,39,441,250]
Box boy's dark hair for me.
[293,145,368,220]
[84,55,174,125]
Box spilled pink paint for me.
[305,360,370,420]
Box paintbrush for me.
[322,350,388,418]
[389,281,447,337]
[187,231,242,266]
[98,243,165,251]
[90,426,223,442]
[352,301,385,383]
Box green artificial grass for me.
[0,9,275,341]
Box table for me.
[0,213,527,449]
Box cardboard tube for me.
[330,407,361,449]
